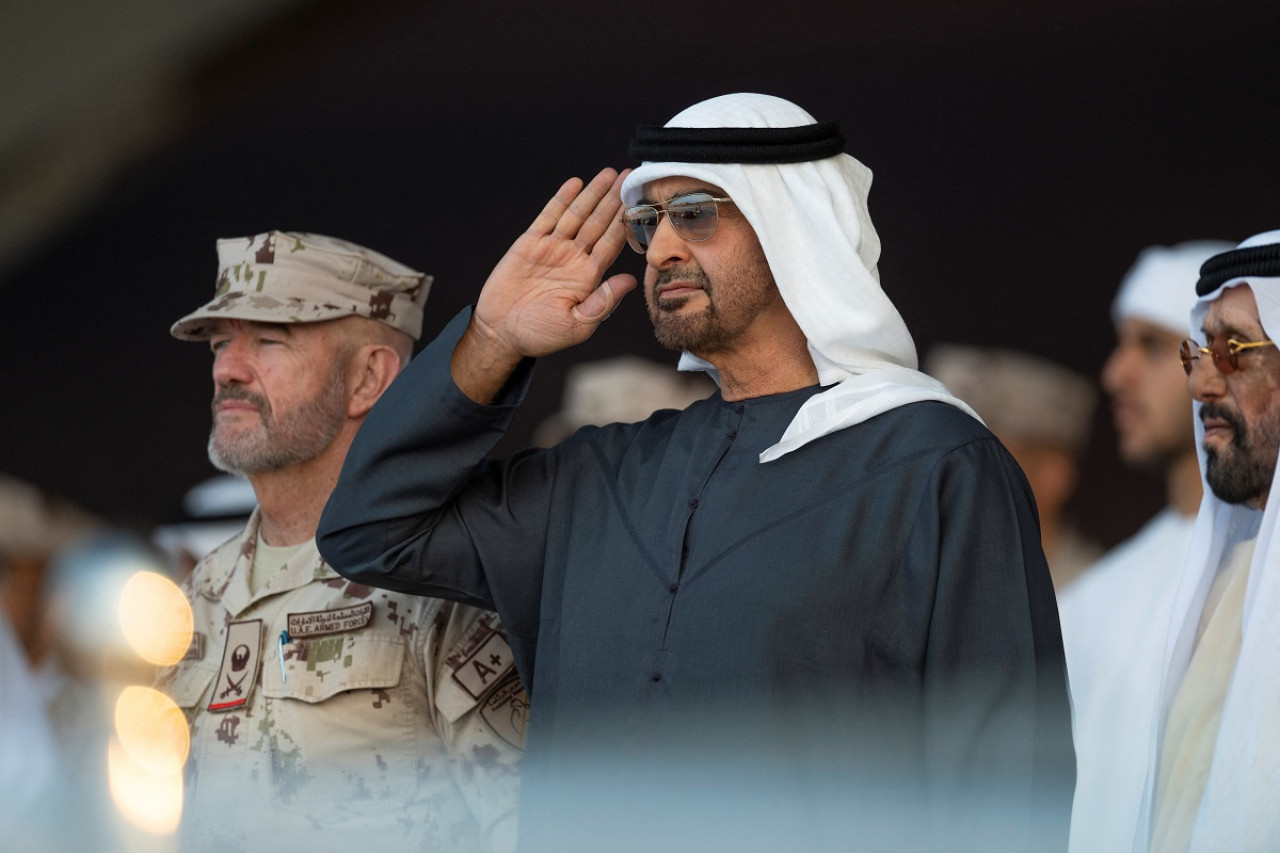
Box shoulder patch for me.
[450,628,515,701]
[478,669,529,750]
[209,619,263,712]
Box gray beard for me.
[208,378,346,476]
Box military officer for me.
[158,231,527,853]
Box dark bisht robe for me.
[319,310,1074,853]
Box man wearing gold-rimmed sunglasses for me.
[1056,239,1231,853]
[319,93,1072,852]
[1118,228,1280,853]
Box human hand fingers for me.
[574,169,630,250]
[553,168,620,241]
[527,176,587,237]
[474,170,632,358]
[572,273,638,324]
[578,170,635,265]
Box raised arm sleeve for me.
[317,308,551,663]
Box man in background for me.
[159,231,526,852]
[926,344,1101,592]
[531,355,715,446]
[0,589,61,849]
[1057,240,1230,852]
[0,474,99,666]
[1072,229,1280,850]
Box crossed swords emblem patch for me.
[209,619,263,712]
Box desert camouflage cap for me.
[171,231,432,341]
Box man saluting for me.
[319,94,1073,852]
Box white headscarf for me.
[1135,228,1280,851]
[1113,240,1234,332]
[620,93,978,462]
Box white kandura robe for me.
[1058,508,1197,852]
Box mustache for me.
[212,386,269,415]
[655,266,712,291]
[1201,402,1246,435]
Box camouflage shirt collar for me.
[196,510,341,615]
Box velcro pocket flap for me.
[161,660,219,710]
[261,633,404,703]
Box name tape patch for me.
[286,601,373,639]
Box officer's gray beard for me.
[207,376,347,476]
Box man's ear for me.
[347,345,403,418]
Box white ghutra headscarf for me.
[620,93,978,463]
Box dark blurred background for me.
[2,0,1278,544]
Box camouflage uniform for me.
[157,510,527,853]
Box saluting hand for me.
[451,168,639,403]
[478,168,636,356]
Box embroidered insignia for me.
[215,714,241,745]
[479,670,529,750]
[286,601,373,638]
[450,627,515,700]
[209,620,263,713]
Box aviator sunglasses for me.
[1179,337,1277,376]
[620,192,734,254]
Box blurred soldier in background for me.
[1057,240,1230,852]
[159,231,526,853]
[0,473,100,665]
[532,355,716,446]
[0,474,97,845]
[0,586,62,849]
[926,344,1101,592]
[1,475,169,850]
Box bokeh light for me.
[108,737,184,836]
[114,686,189,773]
[118,570,193,666]
[109,686,188,835]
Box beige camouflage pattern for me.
[170,231,432,342]
[156,511,526,853]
